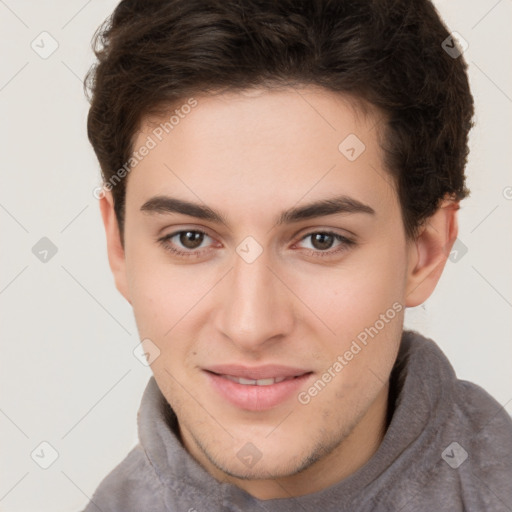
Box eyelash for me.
[157,229,356,259]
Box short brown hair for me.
[85,0,474,242]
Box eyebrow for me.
[140,194,375,226]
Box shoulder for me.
[82,444,165,512]
[431,378,512,509]
[455,379,512,427]
[390,333,512,509]
[451,378,512,461]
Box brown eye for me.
[296,231,356,258]
[157,229,216,257]
[310,233,335,251]
[179,231,205,249]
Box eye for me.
[158,229,215,256]
[296,231,355,257]
[157,229,356,259]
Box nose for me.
[213,250,295,352]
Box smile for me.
[220,374,293,385]
[203,367,314,411]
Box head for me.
[85,0,473,499]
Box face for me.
[102,86,453,499]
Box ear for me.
[405,197,459,307]
[99,190,131,304]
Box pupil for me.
[312,233,333,250]
[180,231,203,249]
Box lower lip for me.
[204,371,313,411]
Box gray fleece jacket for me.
[83,330,512,511]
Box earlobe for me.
[99,191,132,304]
[405,198,459,307]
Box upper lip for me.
[204,364,311,380]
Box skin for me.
[100,86,459,500]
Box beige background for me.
[1,0,511,510]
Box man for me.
[83,0,512,510]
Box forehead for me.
[127,87,396,222]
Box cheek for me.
[125,248,219,345]
[287,242,407,339]
[127,272,170,337]
[125,247,180,338]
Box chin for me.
[208,431,342,481]
[216,453,310,481]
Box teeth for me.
[223,375,289,386]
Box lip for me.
[204,364,311,380]
[203,365,313,411]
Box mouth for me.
[219,374,298,386]
[203,365,313,411]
